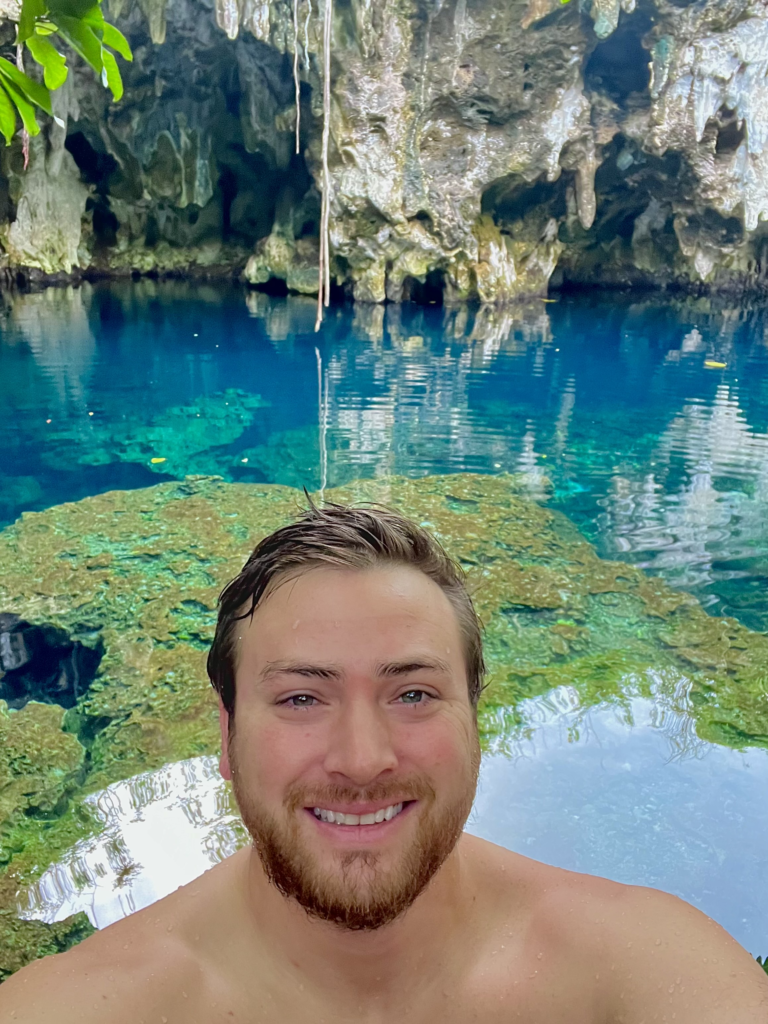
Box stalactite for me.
[315,0,333,331]
[293,0,301,155]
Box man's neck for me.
[239,843,474,1003]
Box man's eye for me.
[399,689,429,704]
[282,694,317,708]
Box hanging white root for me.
[15,44,30,170]
[304,0,312,60]
[315,346,328,497]
[315,0,333,331]
[293,0,301,154]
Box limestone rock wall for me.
[1,0,768,299]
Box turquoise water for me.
[2,283,767,629]
[2,282,768,957]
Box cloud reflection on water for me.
[19,680,768,956]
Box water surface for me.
[2,283,767,628]
[2,282,768,958]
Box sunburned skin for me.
[2,566,767,1024]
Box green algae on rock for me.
[0,702,86,862]
[41,388,267,480]
[0,702,95,980]
[1,472,768,974]
[0,472,766,791]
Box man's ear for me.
[219,700,232,780]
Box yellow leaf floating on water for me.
[150,457,167,464]
[704,360,727,369]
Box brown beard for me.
[229,750,479,931]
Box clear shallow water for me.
[2,282,768,956]
[19,685,768,955]
[2,282,768,628]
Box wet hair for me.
[207,501,486,717]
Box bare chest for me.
[170,958,602,1024]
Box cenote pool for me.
[1,282,767,972]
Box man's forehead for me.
[234,565,463,663]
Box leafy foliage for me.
[0,0,132,146]
[757,954,768,976]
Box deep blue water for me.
[2,282,768,630]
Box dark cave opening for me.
[89,200,119,248]
[66,130,121,248]
[219,165,238,238]
[254,276,290,296]
[65,131,119,188]
[716,112,746,156]
[401,269,446,305]
[0,613,103,711]
[482,175,567,225]
[583,8,653,103]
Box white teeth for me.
[313,802,405,825]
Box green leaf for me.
[80,3,106,28]
[18,0,47,44]
[0,56,52,114]
[102,22,132,61]
[51,14,103,73]
[0,84,17,144]
[101,47,122,100]
[26,34,68,89]
[47,0,100,20]
[0,78,42,136]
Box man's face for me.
[219,565,480,930]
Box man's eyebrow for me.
[259,661,342,682]
[376,658,452,677]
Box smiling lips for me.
[312,802,406,826]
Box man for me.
[2,503,767,1023]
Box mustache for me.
[284,776,436,812]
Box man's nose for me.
[322,696,398,784]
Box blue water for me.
[2,282,768,629]
[3,283,768,958]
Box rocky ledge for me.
[1,0,768,300]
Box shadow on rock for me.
[0,615,103,710]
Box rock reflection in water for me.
[19,758,247,930]
[20,684,768,955]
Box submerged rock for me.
[0,471,767,972]
[0,473,764,788]
[41,388,267,479]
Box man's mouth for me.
[311,802,407,826]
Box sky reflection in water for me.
[19,685,768,957]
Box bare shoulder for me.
[596,882,768,1022]
[464,836,768,1022]
[535,860,768,1023]
[0,910,196,1024]
[0,853,246,1024]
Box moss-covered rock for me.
[0,472,766,790]
[0,702,86,863]
[1,472,768,978]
